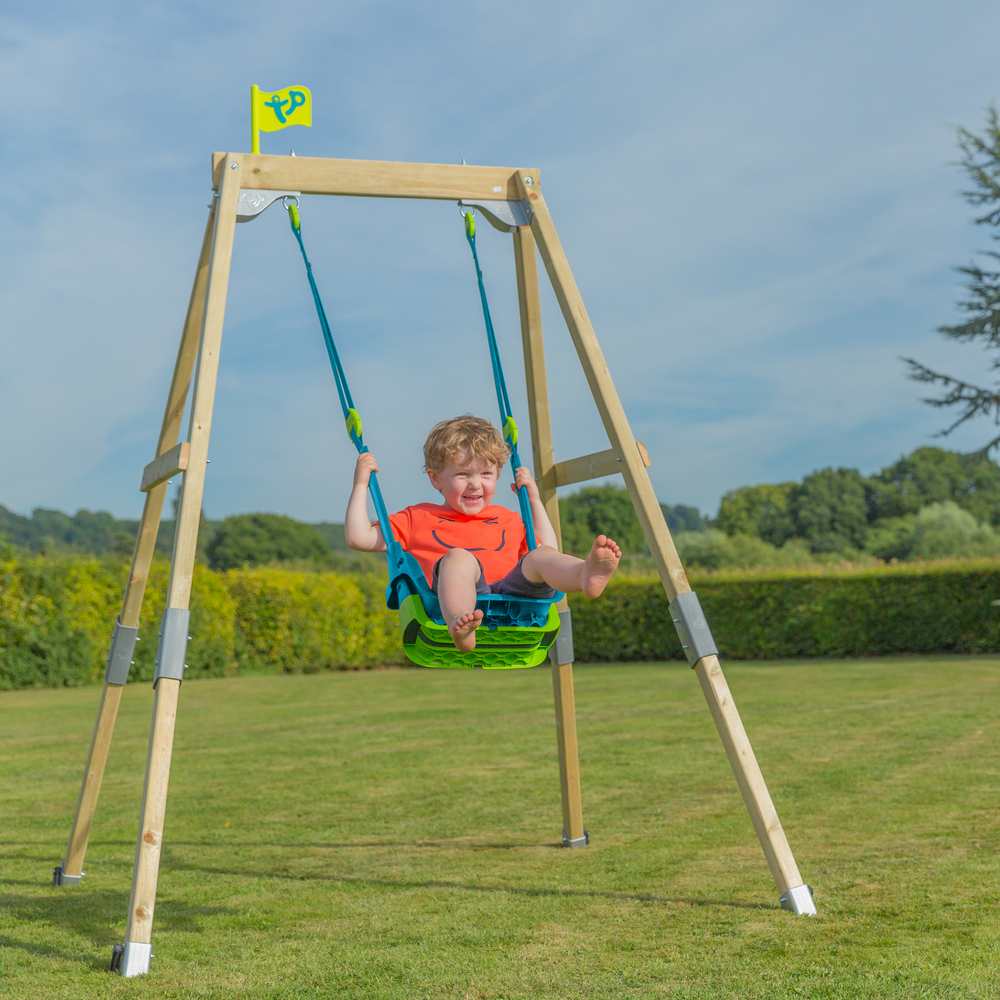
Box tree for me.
[865,445,1000,526]
[206,513,332,570]
[904,106,1000,452]
[790,468,869,553]
[558,485,647,557]
[715,483,796,545]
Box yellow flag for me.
[252,85,312,151]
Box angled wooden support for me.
[140,442,189,493]
[513,226,586,847]
[56,203,217,888]
[517,173,814,910]
[117,155,243,977]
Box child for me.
[346,415,621,652]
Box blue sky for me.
[2,1,999,524]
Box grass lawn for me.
[1,658,999,998]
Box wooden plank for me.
[695,654,803,894]
[140,442,189,493]
[59,206,216,885]
[512,226,585,845]
[519,173,807,895]
[212,152,539,202]
[551,658,586,843]
[124,156,243,951]
[124,678,180,944]
[551,441,651,489]
[61,681,124,876]
[121,205,216,627]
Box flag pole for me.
[250,85,260,154]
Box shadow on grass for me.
[0,889,236,969]
[164,858,776,912]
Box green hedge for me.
[3,555,999,689]
[0,555,403,690]
[569,561,1000,661]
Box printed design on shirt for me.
[431,530,485,552]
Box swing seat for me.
[385,547,562,669]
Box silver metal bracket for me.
[779,883,817,915]
[551,608,574,665]
[52,865,83,886]
[562,829,590,848]
[116,940,152,977]
[104,617,139,685]
[153,608,190,686]
[458,198,533,233]
[669,591,718,667]
[236,189,300,223]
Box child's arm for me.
[345,453,388,552]
[513,467,560,550]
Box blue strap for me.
[464,215,537,551]
[287,206,401,557]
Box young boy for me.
[345,415,621,652]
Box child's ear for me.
[427,469,442,492]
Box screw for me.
[524,176,533,186]
[229,161,238,170]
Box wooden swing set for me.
[54,151,816,978]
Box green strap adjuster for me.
[502,416,518,447]
[346,408,362,441]
[288,203,301,232]
[464,211,476,239]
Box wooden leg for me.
[512,226,586,846]
[519,175,813,909]
[119,155,242,976]
[58,204,217,887]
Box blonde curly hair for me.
[423,415,510,472]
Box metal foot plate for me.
[779,883,817,915]
[562,829,590,848]
[52,865,83,886]
[116,941,152,977]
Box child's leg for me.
[436,548,485,652]
[521,536,621,598]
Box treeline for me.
[6,446,998,574]
[1,497,705,572]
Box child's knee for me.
[439,548,482,576]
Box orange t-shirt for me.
[381,502,528,587]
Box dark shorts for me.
[431,554,557,601]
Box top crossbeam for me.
[211,153,540,201]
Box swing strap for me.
[286,202,399,551]
[463,212,538,551]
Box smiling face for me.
[427,453,498,515]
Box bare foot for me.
[448,609,484,652]
[581,535,621,598]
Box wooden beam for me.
[60,205,217,884]
[551,441,651,489]
[519,171,809,899]
[212,152,540,202]
[123,153,243,958]
[140,442,189,493]
[513,225,586,846]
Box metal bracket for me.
[153,608,190,686]
[550,608,574,665]
[562,829,590,848]
[116,940,152,977]
[236,189,300,223]
[669,591,718,667]
[458,199,533,233]
[104,618,139,685]
[52,865,83,886]
[779,883,817,915]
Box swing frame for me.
[56,152,816,978]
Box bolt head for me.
[524,176,534,185]
[229,162,239,170]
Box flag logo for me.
[254,86,312,132]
